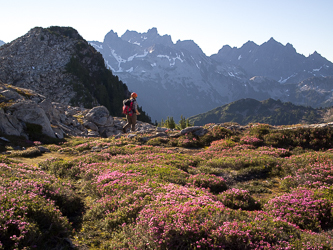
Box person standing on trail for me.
[123,92,140,133]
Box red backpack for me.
[122,99,134,116]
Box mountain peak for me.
[105,30,119,38]
[175,39,203,54]
[268,37,277,43]
[261,37,284,49]
[241,40,258,50]
[308,51,328,62]
[147,27,158,35]
[311,51,321,56]
[217,44,232,53]
[244,40,257,46]
[43,26,83,40]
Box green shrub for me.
[188,173,228,194]
[249,124,271,138]
[10,147,42,158]
[200,126,234,146]
[39,158,79,179]
[217,188,261,210]
[146,137,169,146]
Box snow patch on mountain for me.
[313,66,323,72]
[278,73,298,84]
[126,67,134,73]
[128,51,148,61]
[157,54,184,67]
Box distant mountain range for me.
[89,28,333,121]
[189,98,331,126]
[212,38,333,84]
[0,40,5,46]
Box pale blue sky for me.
[1,0,333,62]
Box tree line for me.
[157,115,193,129]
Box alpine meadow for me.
[1,25,333,250]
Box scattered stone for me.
[91,146,101,152]
[0,136,10,142]
[53,127,64,139]
[169,132,182,138]
[83,121,98,131]
[1,89,23,101]
[38,146,50,153]
[0,108,26,138]
[180,126,208,136]
[87,131,100,137]
[114,134,122,139]
[8,100,56,138]
[127,134,137,138]
[85,106,114,127]
[156,127,168,132]
[154,132,168,137]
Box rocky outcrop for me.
[0,82,154,140]
[8,100,56,138]
[0,108,26,138]
[86,106,114,127]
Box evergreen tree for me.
[186,118,192,127]
[164,117,176,129]
[159,119,165,127]
[178,115,187,129]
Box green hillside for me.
[189,98,322,126]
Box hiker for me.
[122,92,140,133]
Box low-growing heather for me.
[3,124,333,249]
[209,212,300,250]
[281,152,333,190]
[217,188,261,210]
[0,163,74,249]
[187,173,228,194]
[264,187,333,230]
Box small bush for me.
[188,173,228,194]
[200,126,234,146]
[39,158,79,179]
[10,147,42,158]
[249,124,271,138]
[217,188,261,210]
[264,188,333,230]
